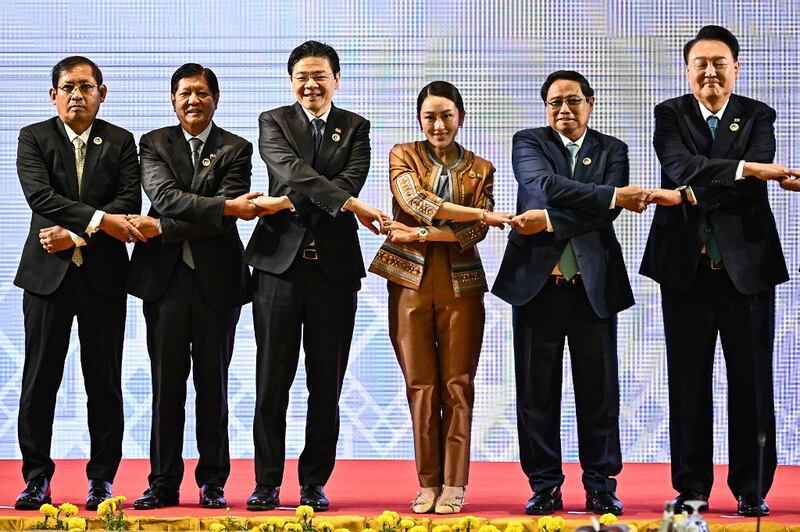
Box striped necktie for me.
[71,137,85,266]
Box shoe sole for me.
[247,502,279,511]
[15,496,52,511]
[586,503,624,516]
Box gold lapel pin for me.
[331,133,341,142]
[729,123,740,132]
[582,157,592,166]
[201,158,211,167]
[93,137,102,145]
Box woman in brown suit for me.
[370,81,510,514]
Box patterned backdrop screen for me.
[0,0,798,466]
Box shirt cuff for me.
[68,230,86,247]
[85,210,105,235]
[341,196,353,212]
[544,209,554,233]
[610,188,617,209]
[735,160,745,181]
[686,186,698,205]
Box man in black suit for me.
[641,25,797,517]
[126,63,259,510]
[493,71,649,516]
[14,56,143,510]
[243,40,385,512]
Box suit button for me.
[704,227,712,233]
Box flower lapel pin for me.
[582,157,592,166]
[332,127,342,142]
[93,137,102,145]
[730,118,741,132]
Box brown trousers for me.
[388,245,485,487]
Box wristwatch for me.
[417,226,429,242]
[676,185,689,204]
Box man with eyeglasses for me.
[14,56,143,510]
[640,25,796,517]
[243,40,386,512]
[494,70,648,516]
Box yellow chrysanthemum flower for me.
[599,514,618,526]
[335,528,351,532]
[628,525,638,532]
[296,505,315,521]
[410,526,428,532]
[209,523,228,532]
[284,523,303,532]
[97,499,113,517]
[363,529,379,532]
[451,524,464,532]
[459,516,481,531]
[537,516,554,531]
[59,502,79,517]
[505,520,525,532]
[433,526,453,532]
[551,516,566,531]
[250,527,261,532]
[39,503,58,518]
[399,518,416,530]
[377,513,400,529]
[478,525,500,532]
[65,516,86,530]
[318,521,335,532]
[113,495,127,504]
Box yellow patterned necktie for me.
[71,137,85,267]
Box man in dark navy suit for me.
[14,56,143,510]
[641,25,797,517]
[493,71,648,516]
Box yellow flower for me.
[551,517,566,531]
[599,514,618,526]
[250,528,261,532]
[433,526,453,532]
[377,512,400,530]
[59,502,80,517]
[399,518,416,530]
[113,495,127,505]
[209,524,227,532]
[628,525,638,532]
[363,529,379,532]
[284,523,303,532]
[537,516,554,531]
[459,516,482,531]
[451,524,464,532]
[65,516,86,530]
[318,521,336,532]
[335,529,351,532]
[505,521,525,532]
[410,526,428,532]
[97,499,113,517]
[296,505,315,521]
[39,503,58,518]
[478,526,500,532]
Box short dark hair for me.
[683,25,740,63]
[170,63,220,96]
[51,56,103,88]
[540,70,595,101]
[287,40,340,76]
[416,81,465,119]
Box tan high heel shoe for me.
[435,485,465,514]
[411,486,441,514]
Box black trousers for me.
[19,265,124,483]
[143,263,240,491]
[513,278,622,493]
[662,264,776,498]
[252,259,357,487]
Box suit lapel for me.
[286,102,315,164]
[79,120,104,199]
[315,104,342,170]
[166,126,195,189]
[711,95,744,159]
[191,123,220,191]
[54,118,80,199]
[545,128,572,178]
[573,130,600,183]
[684,96,714,155]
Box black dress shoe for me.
[672,492,709,513]
[15,475,51,510]
[586,490,624,516]
[86,479,113,510]
[200,484,227,508]
[525,485,563,515]
[737,494,769,517]
[300,484,330,511]
[132,487,179,510]
[247,485,280,511]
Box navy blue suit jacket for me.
[492,126,634,319]
[639,94,788,294]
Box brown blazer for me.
[369,141,495,296]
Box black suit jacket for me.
[640,94,788,294]
[126,123,252,311]
[492,127,634,319]
[244,102,370,283]
[15,117,141,296]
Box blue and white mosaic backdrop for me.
[0,0,798,467]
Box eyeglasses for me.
[292,73,334,83]
[58,83,99,95]
[545,97,586,110]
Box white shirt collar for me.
[182,121,213,144]
[63,122,93,145]
[557,129,587,149]
[301,105,332,124]
[697,98,730,121]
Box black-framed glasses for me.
[58,83,99,95]
[292,73,334,83]
[546,97,586,110]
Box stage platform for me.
[0,460,797,530]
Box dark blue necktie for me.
[704,115,722,263]
[311,118,324,153]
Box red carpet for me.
[1,460,798,526]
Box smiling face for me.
[419,94,463,152]
[171,74,218,135]
[545,79,594,141]
[49,63,106,134]
[291,56,340,116]
[686,39,739,111]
